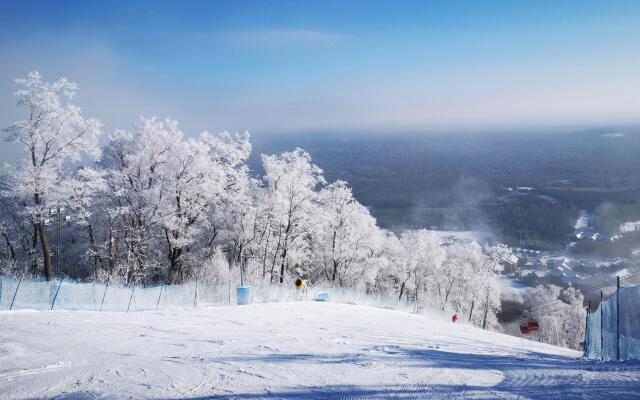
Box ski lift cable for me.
[527,269,640,315]
[528,301,579,315]
[580,269,640,294]
[530,303,576,315]
[581,273,633,293]
[521,302,579,326]
[528,278,620,313]
[527,269,640,313]
[520,271,640,340]
[520,271,640,326]
[527,276,636,316]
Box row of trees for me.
[0,72,582,338]
[507,285,587,350]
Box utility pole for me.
[616,276,620,361]
[45,206,71,277]
[240,253,254,287]
[56,207,61,276]
[584,300,591,357]
[600,290,604,362]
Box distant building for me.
[619,221,640,233]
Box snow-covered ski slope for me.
[1,302,639,399]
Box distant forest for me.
[251,129,640,249]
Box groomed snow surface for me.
[1,303,639,399]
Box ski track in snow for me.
[0,302,639,399]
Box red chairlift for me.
[519,319,540,336]
[527,319,540,333]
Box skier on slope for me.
[451,314,458,323]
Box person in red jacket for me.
[451,314,458,323]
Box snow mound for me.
[1,302,639,399]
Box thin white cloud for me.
[219,29,349,46]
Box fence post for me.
[50,279,63,310]
[126,284,136,313]
[9,275,23,310]
[600,290,604,362]
[193,278,198,308]
[156,284,165,311]
[584,300,591,358]
[616,276,620,361]
[99,282,109,311]
[91,282,96,310]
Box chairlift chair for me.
[527,319,540,333]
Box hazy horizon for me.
[1,0,640,150]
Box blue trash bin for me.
[315,291,329,302]
[236,286,251,305]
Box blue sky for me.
[0,0,639,138]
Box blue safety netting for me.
[0,276,420,315]
[601,296,618,361]
[584,284,640,361]
[585,306,601,359]
[619,286,640,360]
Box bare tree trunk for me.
[87,223,101,278]
[36,220,52,279]
[269,239,281,284]
[2,232,16,261]
[34,193,52,279]
[269,225,283,284]
[30,223,38,274]
[108,215,117,275]
[279,246,287,284]
[261,228,270,278]
[331,229,338,281]
[482,291,490,329]
[165,229,183,283]
[168,249,183,283]
[442,278,455,311]
[278,224,290,284]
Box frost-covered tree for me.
[161,129,251,282]
[516,285,586,349]
[398,230,445,302]
[316,181,381,284]
[102,118,253,283]
[198,131,253,275]
[54,167,107,277]
[0,70,564,345]
[260,149,325,283]
[371,232,406,295]
[103,122,169,282]
[3,72,102,279]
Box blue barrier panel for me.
[10,278,55,310]
[0,277,20,310]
